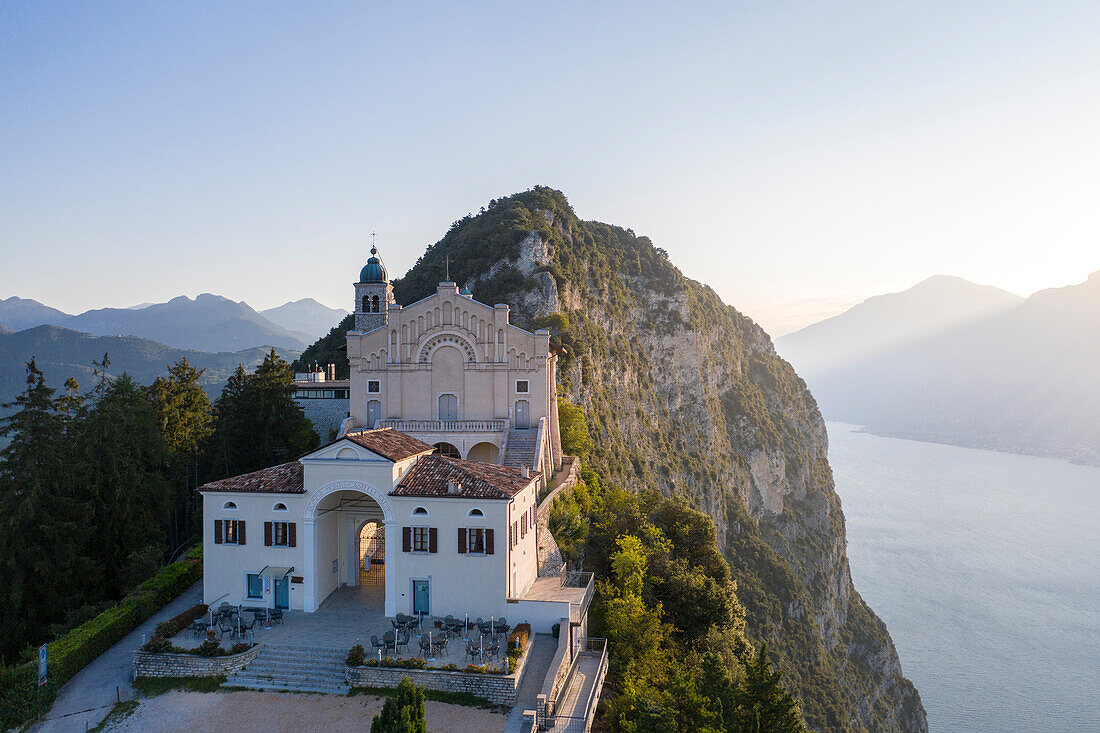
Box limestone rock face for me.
[388,188,927,732]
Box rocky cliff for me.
[303,187,927,731]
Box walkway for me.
[32,580,203,733]
[503,633,558,733]
[554,653,602,719]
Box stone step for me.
[224,675,348,695]
[245,663,345,677]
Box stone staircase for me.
[224,644,349,695]
[501,430,538,469]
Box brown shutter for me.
[265,522,273,547]
[402,526,412,552]
[238,520,246,545]
[289,523,297,548]
[508,523,514,549]
[485,528,494,555]
[458,527,466,554]
[429,527,437,553]
[214,519,223,544]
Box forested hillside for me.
[298,188,927,731]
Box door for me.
[515,400,530,429]
[274,578,289,609]
[438,394,458,420]
[366,400,381,428]
[412,579,430,615]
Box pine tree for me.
[733,644,807,733]
[370,677,427,733]
[0,361,88,662]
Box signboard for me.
[37,644,47,687]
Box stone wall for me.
[296,397,349,441]
[132,644,263,678]
[535,456,578,577]
[344,635,538,707]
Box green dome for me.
[459,286,473,296]
[359,246,388,283]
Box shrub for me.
[371,677,426,733]
[227,643,253,655]
[366,657,427,670]
[347,644,366,667]
[141,637,175,654]
[154,604,208,640]
[195,640,225,657]
[508,623,531,653]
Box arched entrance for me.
[304,480,395,615]
[434,441,460,458]
[467,441,499,463]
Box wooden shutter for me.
[458,527,466,554]
[508,523,514,549]
[289,523,297,548]
[214,519,223,544]
[485,528,494,555]
[238,520,246,545]
[264,522,273,547]
[402,526,412,552]
[429,527,438,553]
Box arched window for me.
[467,508,484,518]
[273,502,287,512]
[361,295,369,313]
[222,501,237,510]
[412,506,429,516]
[433,442,460,458]
[371,295,380,312]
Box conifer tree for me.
[370,677,427,733]
[733,644,807,733]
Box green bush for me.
[366,657,427,670]
[347,644,366,666]
[154,603,208,640]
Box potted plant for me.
[206,628,217,641]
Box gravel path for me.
[102,690,507,732]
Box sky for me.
[2,1,1098,336]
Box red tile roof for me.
[342,428,435,462]
[199,461,304,494]
[393,455,538,499]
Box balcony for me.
[376,419,507,433]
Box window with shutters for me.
[412,526,430,552]
[273,521,289,547]
[467,527,486,554]
[521,514,527,538]
[223,520,240,545]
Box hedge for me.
[0,545,203,729]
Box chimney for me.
[447,479,462,495]
[327,363,336,381]
[521,464,530,478]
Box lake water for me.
[827,422,1100,733]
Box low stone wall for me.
[132,644,263,678]
[345,636,537,707]
[536,456,578,577]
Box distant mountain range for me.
[260,299,348,339]
[0,295,346,353]
[777,272,1100,465]
[0,325,301,408]
[0,320,11,336]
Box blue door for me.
[275,578,289,609]
[412,580,430,615]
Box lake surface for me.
[827,422,1100,733]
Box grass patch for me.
[347,686,498,710]
[133,675,227,697]
[88,699,139,732]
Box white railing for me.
[376,419,507,433]
[565,572,594,624]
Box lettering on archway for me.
[417,332,477,363]
[305,479,393,521]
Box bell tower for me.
[354,244,393,332]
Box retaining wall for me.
[132,644,263,678]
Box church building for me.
[199,246,575,631]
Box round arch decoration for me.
[417,331,477,364]
[304,479,394,521]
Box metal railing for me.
[377,418,507,433]
[563,572,594,624]
[540,638,608,732]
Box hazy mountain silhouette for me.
[0,320,10,336]
[260,298,348,339]
[0,294,311,352]
[780,272,1100,465]
[776,275,1023,373]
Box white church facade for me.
[199,247,577,631]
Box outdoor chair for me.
[487,639,500,660]
[396,630,410,655]
[370,635,386,655]
[433,636,449,657]
[188,620,206,637]
[383,631,396,654]
[418,634,431,657]
[270,609,284,626]
[218,619,235,639]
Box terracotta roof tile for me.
[342,428,435,462]
[199,461,304,494]
[393,455,538,499]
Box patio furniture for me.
[270,609,284,626]
[188,620,206,637]
[370,635,386,655]
[396,630,410,655]
[432,636,449,657]
[494,617,509,635]
[486,638,500,660]
[383,631,396,654]
[418,634,431,657]
[464,640,483,663]
[218,619,236,639]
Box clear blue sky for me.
[2,1,1098,334]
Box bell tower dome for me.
[354,245,394,332]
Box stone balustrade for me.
[377,419,507,433]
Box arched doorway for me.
[358,521,385,586]
[467,441,500,463]
[434,442,460,458]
